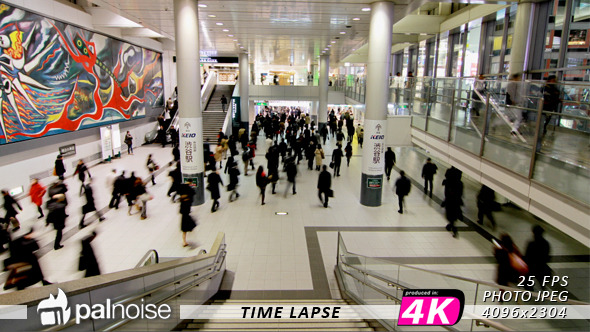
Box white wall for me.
[386,116,412,146]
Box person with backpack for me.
[394,171,411,214]
[242,147,252,176]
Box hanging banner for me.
[179,117,204,175]
[111,124,121,156]
[99,126,113,160]
[362,119,386,175]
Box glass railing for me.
[336,233,590,331]
[382,77,590,205]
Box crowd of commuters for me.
[0,84,561,294]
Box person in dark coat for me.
[2,190,22,231]
[172,144,181,162]
[255,166,268,205]
[158,125,167,147]
[421,158,438,197]
[384,147,396,181]
[227,161,241,202]
[79,232,100,277]
[477,185,497,228]
[46,194,67,250]
[146,154,157,185]
[284,157,297,196]
[79,180,105,229]
[268,166,279,195]
[123,172,136,212]
[179,180,197,247]
[54,155,66,180]
[167,165,182,202]
[542,75,560,135]
[109,171,126,209]
[524,226,551,291]
[207,169,223,212]
[317,165,332,208]
[332,145,343,177]
[344,142,353,167]
[74,159,91,195]
[442,167,463,238]
[394,171,411,214]
[320,126,328,145]
[4,230,51,289]
[169,126,178,146]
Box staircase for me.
[202,84,234,143]
[176,299,380,331]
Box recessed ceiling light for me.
[352,48,356,51]
[222,29,229,32]
[340,31,346,34]
[331,41,336,43]
[352,17,360,21]
[198,4,207,8]
[216,22,223,26]
[233,39,238,42]
[327,45,332,47]
[362,7,371,12]
[324,48,329,50]
[275,212,288,215]
[208,15,216,18]
[240,46,244,48]
[228,35,234,37]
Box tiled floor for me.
[1,134,588,305]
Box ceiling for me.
[86,0,414,66]
[83,0,513,66]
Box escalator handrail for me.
[337,234,589,306]
[134,249,159,268]
[0,233,226,307]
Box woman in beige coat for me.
[314,145,324,171]
[214,145,224,169]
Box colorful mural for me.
[0,3,164,144]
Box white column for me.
[318,55,329,130]
[239,53,250,131]
[360,1,394,207]
[174,0,205,205]
[509,1,533,76]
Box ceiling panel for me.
[91,0,393,65]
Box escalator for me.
[145,72,220,144]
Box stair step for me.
[182,325,374,332]
[186,322,369,329]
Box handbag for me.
[327,189,334,198]
[508,252,529,276]
[329,161,335,169]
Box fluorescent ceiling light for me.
[233,39,238,41]
[331,41,336,43]
[340,31,346,34]
[198,4,207,8]
[222,29,229,32]
[208,15,216,18]
[362,7,371,11]
[324,48,329,50]
[352,17,360,21]
[228,34,234,37]
[216,22,223,26]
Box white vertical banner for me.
[362,119,386,175]
[179,117,204,174]
[111,124,121,156]
[99,126,113,160]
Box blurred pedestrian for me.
[54,155,66,180]
[29,178,46,219]
[79,232,101,277]
[317,165,332,208]
[79,179,105,229]
[179,180,197,247]
[385,147,396,181]
[2,190,22,231]
[344,142,353,167]
[525,226,551,291]
[421,158,438,197]
[146,154,158,185]
[3,230,51,290]
[227,161,241,202]
[394,171,411,214]
[207,169,223,212]
[477,185,497,229]
[74,159,91,195]
[494,234,526,288]
[255,166,268,205]
[46,194,66,250]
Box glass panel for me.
[465,18,483,78]
[451,78,485,154]
[437,33,449,77]
[410,78,429,130]
[543,0,566,70]
[482,80,538,176]
[490,9,506,74]
[451,28,466,77]
[532,81,590,204]
[426,78,455,140]
[564,0,590,81]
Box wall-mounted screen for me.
[0,3,164,144]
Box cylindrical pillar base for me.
[360,173,384,206]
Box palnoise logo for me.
[37,288,71,326]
